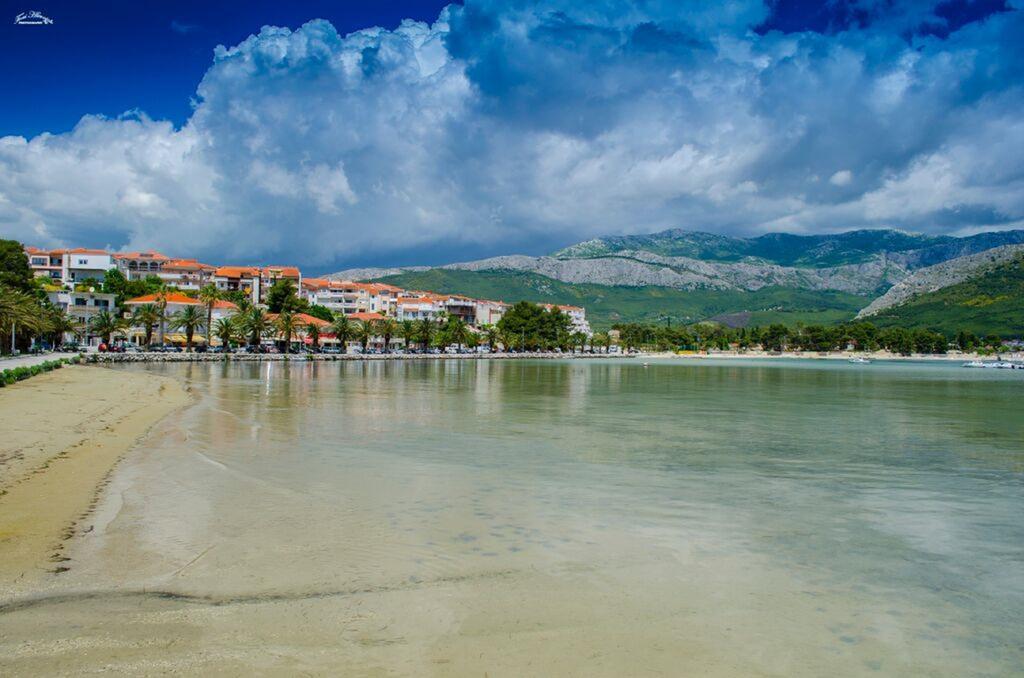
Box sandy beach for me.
[0,365,189,596]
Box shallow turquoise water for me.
[3,358,1023,675]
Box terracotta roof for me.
[397,296,437,306]
[266,312,331,327]
[112,250,170,261]
[261,266,301,278]
[163,258,216,272]
[347,312,385,322]
[215,266,261,278]
[212,300,239,310]
[125,292,201,305]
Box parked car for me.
[321,346,341,355]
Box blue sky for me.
[0,0,1021,272]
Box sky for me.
[0,0,1021,272]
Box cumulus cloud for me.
[1,0,1023,267]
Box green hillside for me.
[376,269,869,330]
[870,254,1024,336]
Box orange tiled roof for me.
[112,250,170,261]
[125,292,200,305]
[266,312,331,327]
[347,312,385,321]
[215,266,261,278]
[261,266,301,278]
[163,258,216,272]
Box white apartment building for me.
[112,251,171,280]
[396,295,443,322]
[542,303,592,336]
[45,288,117,345]
[25,247,113,285]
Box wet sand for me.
[0,366,190,595]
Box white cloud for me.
[0,2,1022,267]
[830,170,853,186]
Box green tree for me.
[482,324,499,353]
[497,301,546,350]
[306,321,321,352]
[198,284,221,348]
[46,308,79,348]
[417,317,436,348]
[89,310,127,346]
[330,314,353,353]
[266,279,305,313]
[376,317,398,353]
[0,240,33,292]
[305,304,334,322]
[170,306,205,352]
[0,286,48,353]
[132,304,162,348]
[399,319,417,351]
[276,310,301,355]
[214,317,238,350]
[242,307,274,348]
[441,315,470,349]
[354,320,374,353]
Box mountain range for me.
[329,229,1024,333]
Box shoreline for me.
[0,365,190,596]
[84,351,631,363]
[642,350,1022,362]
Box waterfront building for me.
[541,303,592,336]
[396,295,444,322]
[213,266,262,305]
[45,288,117,346]
[112,251,171,280]
[474,300,509,327]
[24,247,113,285]
[124,292,238,346]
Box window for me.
[77,259,88,265]
[96,300,109,308]
[74,298,86,306]
[31,257,46,265]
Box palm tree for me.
[198,284,221,348]
[417,317,435,350]
[376,317,398,353]
[482,324,499,353]
[276,310,300,355]
[90,310,126,346]
[132,304,162,348]
[242,307,274,349]
[330,313,352,354]
[170,305,205,352]
[0,286,47,353]
[214,317,237,351]
[306,321,321,352]
[154,286,169,346]
[445,316,470,349]
[354,320,374,353]
[399,319,417,352]
[47,308,79,349]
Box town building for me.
[213,266,262,304]
[45,288,118,346]
[112,251,171,280]
[123,292,238,346]
[541,304,592,336]
[25,247,113,285]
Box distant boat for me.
[848,357,871,364]
[962,361,988,368]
